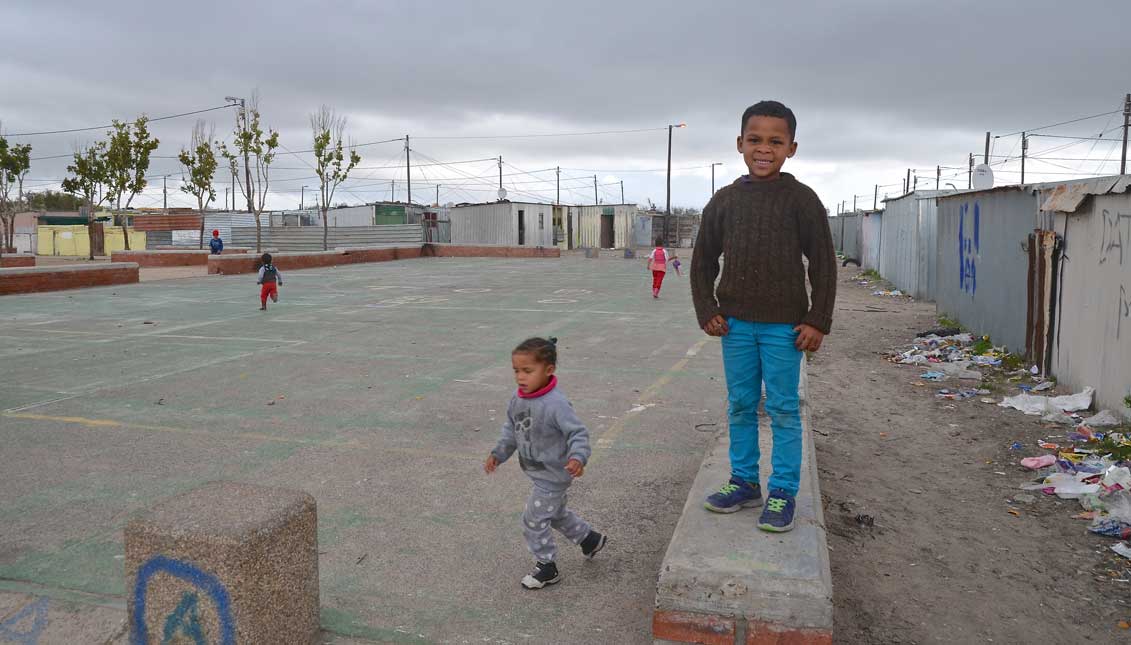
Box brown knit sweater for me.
[691,173,837,334]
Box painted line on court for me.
[3,411,359,448]
[2,412,479,461]
[590,336,712,461]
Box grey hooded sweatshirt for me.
[491,378,592,492]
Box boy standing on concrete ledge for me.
[691,100,836,532]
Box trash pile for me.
[1016,414,1131,558]
[891,330,990,384]
[872,289,905,297]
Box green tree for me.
[311,106,361,251]
[104,116,159,251]
[218,94,278,252]
[178,121,218,249]
[61,142,111,260]
[25,189,84,211]
[0,134,32,254]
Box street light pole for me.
[710,162,722,195]
[225,96,252,214]
[301,186,307,211]
[666,122,686,245]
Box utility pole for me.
[391,180,395,202]
[913,175,918,191]
[162,175,168,212]
[300,185,305,211]
[906,168,911,193]
[405,135,411,205]
[556,166,560,204]
[225,97,252,213]
[936,166,941,190]
[498,156,503,198]
[984,132,991,164]
[853,195,857,212]
[1121,93,1130,175]
[435,184,440,206]
[710,162,722,195]
[593,176,598,204]
[1021,133,1028,184]
[968,153,974,189]
[224,187,229,211]
[620,180,624,204]
[873,184,878,210]
[231,169,237,210]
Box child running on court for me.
[646,237,671,298]
[691,100,836,532]
[485,337,607,589]
[671,252,682,276]
[256,253,283,311]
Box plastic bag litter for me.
[1020,454,1057,470]
[1104,466,1131,490]
[999,386,1095,416]
[1084,410,1124,428]
[971,355,1002,366]
[920,371,946,381]
[1042,410,1079,425]
[1112,542,1131,559]
[1020,472,1102,498]
[935,361,983,381]
[900,354,931,365]
[1032,381,1055,392]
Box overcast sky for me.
[3,0,1130,212]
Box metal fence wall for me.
[230,224,422,251]
[878,193,940,300]
[860,211,883,271]
[935,187,1040,354]
[1049,184,1131,416]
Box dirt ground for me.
[811,265,1131,644]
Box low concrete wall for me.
[0,262,140,296]
[421,244,561,258]
[153,246,252,254]
[208,246,423,275]
[111,249,211,267]
[0,254,35,268]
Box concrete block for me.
[654,363,832,644]
[125,481,319,645]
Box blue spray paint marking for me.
[0,597,48,645]
[131,555,234,645]
[958,201,980,295]
[162,592,206,645]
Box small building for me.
[566,204,643,250]
[449,201,557,247]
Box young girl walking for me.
[646,237,671,298]
[485,337,607,589]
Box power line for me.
[6,104,238,137]
[995,108,1123,138]
[413,126,667,141]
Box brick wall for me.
[111,250,211,267]
[0,255,35,268]
[0,263,140,296]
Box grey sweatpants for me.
[522,486,591,562]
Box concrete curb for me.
[654,362,832,644]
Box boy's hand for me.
[565,459,584,478]
[703,315,729,337]
[794,324,825,352]
[484,455,499,474]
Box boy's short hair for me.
[741,101,797,140]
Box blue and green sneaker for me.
[704,477,762,513]
[757,489,796,532]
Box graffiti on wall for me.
[0,597,48,645]
[958,202,980,295]
[1100,209,1131,339]
[131,555,234,645]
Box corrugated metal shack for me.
[567,205,641,249]
[449,201,556,247]
[878,190,955,300]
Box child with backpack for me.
[646,237,671,298]
[256,253,283,311]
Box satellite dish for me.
[972,164,994,190]
[497,188,508,201]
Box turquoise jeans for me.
[720,318,803,496]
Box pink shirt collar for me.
[517,375,557,399]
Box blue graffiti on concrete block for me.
[958,201,980,295]
[131,555,234,645]
[162,592,206,645]
[0,597,48,645]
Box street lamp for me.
[666,122,686,245]
[710,162,723,195]
[224,96,251,214]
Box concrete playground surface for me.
[0,254,726,643]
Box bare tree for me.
[178,121,218,249]
[0,132,32,255]
[219,92,278,252]
[311,106,360,251]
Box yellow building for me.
[37,225,146,257]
